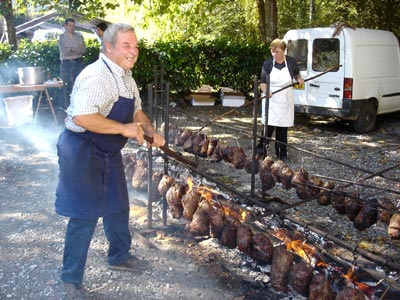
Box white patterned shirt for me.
[65,53,142,132]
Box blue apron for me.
[55,62,135,219]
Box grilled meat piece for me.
[378,197,395,224]
[158,174,175,198]
[244,159,260,174]
[280,165,294,190]
[344,192,363,222]
[200,137,210,157]
[165,182,188,219]
[209,207,225,239]
[182,136,194,152]
[292,167,309,200]
[176,129,192,146]
[188,200,211,236]
[191,133,206,155]
[331,192,346,214]
[308,273,336,300]
[131,159,148,190]
[181,189,201,221]
[250,232,274,265]
[271,160,285,183]
[306,176,324,198]
[317,181,335,206]
[260,156,276,191]
[289,261,313,296]
[220,223,238,249]
[353,198,378,231]
[335,286,365,300]
[229,147,247,169]
[207,139,219,157]
[270,244,294,292]
[388,213,400,239]
[211,142,224,162]
[236,224,253,255]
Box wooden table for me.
[0,81,63,125]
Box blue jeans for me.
[61,209,132,284]
[60,58,84,108]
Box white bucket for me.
[3,95,34,126]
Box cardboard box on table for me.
[220,90,246,107]
[185,92,215,106]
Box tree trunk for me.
[269,0,277,40]
[0,0,17,49]
[256,0,278,43]
[256,0,267,42]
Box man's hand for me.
[120,122,145,145]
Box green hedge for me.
[0,38,269,94]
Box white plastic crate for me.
[3,95,33,126]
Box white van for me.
[283,27,400,133]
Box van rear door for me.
[285,28,345,112]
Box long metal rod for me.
[162,81,169,226]
[250,76,258,196]
[147,83,153,229]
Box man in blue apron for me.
[259,38,304,161]
[55,23,165,299]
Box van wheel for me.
[352,102,377,133]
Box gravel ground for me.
[1,102,400,300]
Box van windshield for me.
[287,39,308,71]
[312,39,340,71]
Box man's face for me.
[96,27,104,37]
[65,21,75,34]
[105,30,139,71]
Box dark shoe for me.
[62,282,92,300]
[108,256,150,273]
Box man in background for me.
[58,18,86,108]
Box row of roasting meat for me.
[259,155,400,238]
[156,173,371,300]
[123,150,398,298]
[123,148,400,240]
[170,125,400,238]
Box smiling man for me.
[55,23,165,299]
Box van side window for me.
[312,39,340,71]
[287,39,308,71]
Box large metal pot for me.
[17,67,46,85]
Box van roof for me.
[285,27,398,46]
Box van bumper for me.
[294,99,366,120]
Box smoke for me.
[21,125,61,159]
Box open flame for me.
[286,239,316,264]
[344,266,374,295]
[187,176,194,191]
